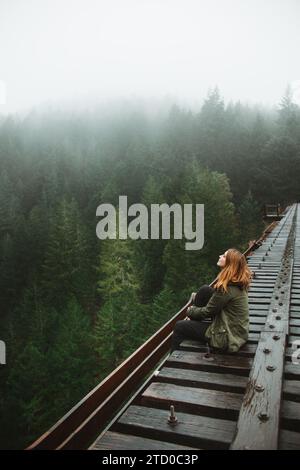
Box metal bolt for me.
[269,324,275,329]
[258,412,269,422]
[255,384,265,392]
[272,308,277,313]
[263,348,271,354]
[267,365,276,371]
[279,302,283,306]
[276,315,281,320]
[168,405,178,426]
[204,342,211,358]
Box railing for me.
[264,204,282,218]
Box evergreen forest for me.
[1,87,300,448]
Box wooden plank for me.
[249,317,266,324]
[285,363,300,379]
[249,324,263,332]
[249,304,269,311]
[179,340,257,358]
[282,400,300,427]
[248,293,272,298]
[156,366,248,392]
[248,299,272,304]
[290,312,300,319]
[116,405,236,449]
[248,333,260,342]
[167,351,252,375]
[141,382,242,419]
[249,310,268,321]
[250,282,275,286]
[279,430,300,450]
[290,326,300,335]
[231,208,296,449]
[230,331,286,449]
[290,307,300,313]
[288,335,300,347]
[283,380,300,401]
[250,287,275,291]
[249,311,268,317]
[92,430,198,450]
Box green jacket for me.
[188,282,249,352]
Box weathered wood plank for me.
[248,332,260,342]
[249,304,269,311]
[282,400,300,427]
[279,429,300,450]
[284,363,300,379]
[179,340,257,357]
[231,209,296,450]
[283,380,300,401]
[141,382,243,419]
[290,326,300,335]
[92,431,198,450]
[248,286,273,292]
[249,317,267,324]
[288,335,300,346]
[116,405,236,449]
[248,293,272,298]
[167,351,252,375]
[249,324,263,332]
[248,299,272,304]
[231,331,286,449]
[156,366,248,392]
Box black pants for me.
[171,285,214,352]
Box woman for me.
[171,248,252,353]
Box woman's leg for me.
[193,284,214,307]
[171,319,210,352]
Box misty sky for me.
[0,0,300,114]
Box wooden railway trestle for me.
[28,204,300,450]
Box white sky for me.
[0,0,300,114]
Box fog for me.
[0,0,300,115]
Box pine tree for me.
[95,236,143,371]
[238,191,264,249]
[41,197,92,308]
[163,163,238,298]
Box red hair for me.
[214,248,252,292]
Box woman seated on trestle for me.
[171,248,252,353]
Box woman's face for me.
[217,251,228,268]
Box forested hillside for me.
[0,87,299,448]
